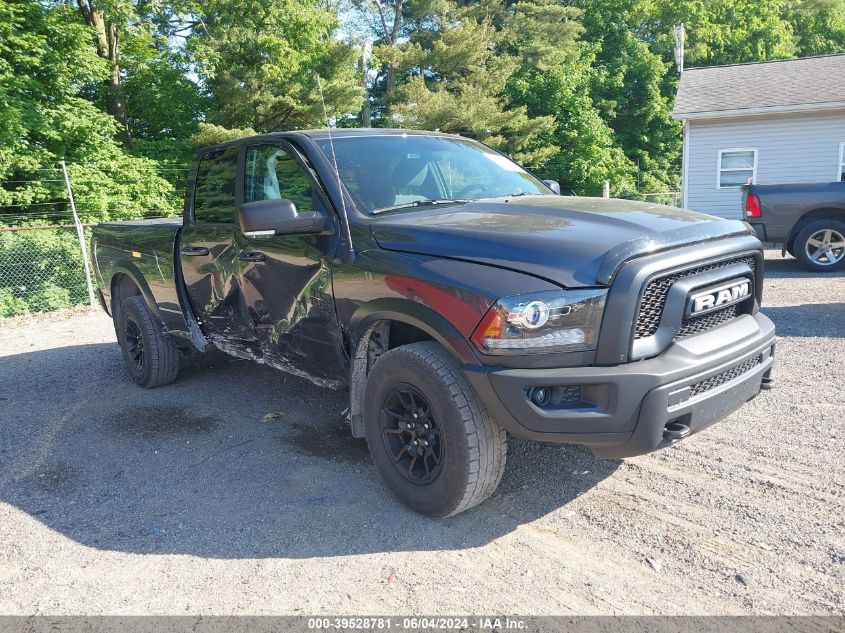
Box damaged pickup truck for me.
[91,129,776,517]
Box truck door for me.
[234,140,347,387]
[180,145,260,355]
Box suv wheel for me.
[363,341,507,517]
[116,295,180,388]
[794,219,845,271]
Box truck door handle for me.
[238,250,265,262]
[181,245,209,256]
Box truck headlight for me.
[470,289,607,354]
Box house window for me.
[839,142,845,182]
[718,149,757,188]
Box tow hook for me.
[663,420,691,441]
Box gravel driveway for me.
[0,251,842,615]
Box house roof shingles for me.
[673,54,845,119]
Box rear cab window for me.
[192,147,239,223]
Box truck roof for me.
[195,129,459,153]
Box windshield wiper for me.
[372,198,471,215]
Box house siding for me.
[684,110,845,218]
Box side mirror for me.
[238,198,326,236]
[542,179,561,195]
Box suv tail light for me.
[745,193,762,218]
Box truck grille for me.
[689,355,762,397]
[634,256,756,340]
[676,305,739,338]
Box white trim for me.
[717,148,757,190]
[838,142,845,182]
[681,120,689,208]
[673,101,845,121]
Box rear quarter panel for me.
[92,219,189,335]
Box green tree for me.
[787,0,845,55]
[73,0,134,142]
[507,51,638,195]
[188,0,363,132]
[120,26,208,164]
[646,0,796,66]
[0,0,179,315]
[375,0,585,164]
[0,0,175,220]
[59,0,208,156]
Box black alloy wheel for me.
[123,315,145,371]
[115,295,180,388]
[362,341,507,517]
[381,385,444,484]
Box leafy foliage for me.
[381,0,583,164]
[188,0,363,131]
[3,0,845,316]
[0,0,178,221]
[507,53,638,195]
[0,0,178,315]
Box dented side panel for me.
[179,223,262,358]
[235,229,347,389]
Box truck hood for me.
[371,196,754,287]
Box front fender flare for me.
[346,298,482,438]
[349,297,479,366]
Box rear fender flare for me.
[789,207,845,242]
[108,263,163,326]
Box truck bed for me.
[91,217,189,339]
[744,181,845,243]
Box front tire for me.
[794,219,845,272]
[116,295,180,388]
[363,341,507,517]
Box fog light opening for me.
[529,387,552,407]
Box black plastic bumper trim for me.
[463,312,776,458]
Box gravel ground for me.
[0,250,842,616]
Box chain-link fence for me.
[1,163,187,319]
[619,191,683,207]
[0,226,93,316]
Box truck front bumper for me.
[463,313,776,458]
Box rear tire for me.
[793,219,845,272]
[116,295,179,388]
[363,341,507,517]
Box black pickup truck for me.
[91,129,776,517]
[743,181,845,271]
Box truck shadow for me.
[761,303,845,338]
[763,253,845,279]
[0,342,619,559]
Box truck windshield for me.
[314,135,552,214]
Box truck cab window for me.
[193,147,238,223]
[246,145,314,213]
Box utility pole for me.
[61,161,97,308]
[359,41,372,127]
[673,23,685,74]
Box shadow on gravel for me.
[0,342,618,559]
[762,303,845,338]
[763,254,845,279]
